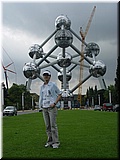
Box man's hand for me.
[50,103,56,108]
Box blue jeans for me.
[42,107,59,144]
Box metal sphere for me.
[55,15,71,29]
[89,60,106,78]
[85,42,100,58]
[61,89,73,97]
[29,44,43,59]
[23,62,40,79]
[57,52,72,67]
[58,68,72,82]
[55,29,73,48]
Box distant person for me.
[39,70,62,149]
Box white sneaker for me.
[52,143,60,149]
[44,143,52,148]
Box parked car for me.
[102,103,113,111]
[63,106,70,110]
[3,106,17,116]
[113,104,120,112]
[94,105,101,111]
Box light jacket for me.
[39,81,62,108]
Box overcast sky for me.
[1,1,118,95]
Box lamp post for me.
[1,83,5,110]
[98,94,100,105]
[92,97,94,107]
[32,96,34,110]
[109,90,111,103]
[22,92,25,111]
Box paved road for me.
[17,109,39,115]
[3,108,94,117]
[2,109,40,117]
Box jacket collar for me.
[43,81,51,86]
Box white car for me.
[3,106,17,116]
[113,104,119,112]
[94,105,101,111]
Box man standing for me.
[39,70,62,149]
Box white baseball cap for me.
[42,70,51,76]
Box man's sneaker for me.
[44,143,52,148]
[52,143,60,149]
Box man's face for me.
[43,73,51,81]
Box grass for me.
[2,109,119,159]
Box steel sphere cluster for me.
[23,14,107,94]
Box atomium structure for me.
[23,15,107,108]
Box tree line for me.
[2,82,118,110]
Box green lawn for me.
[2,109,118,159]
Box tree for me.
[97,89,105,105]
[114,54,119,104]
[86,86,94,106]
[5,83,34,110]
[103,85,117,105]
[94,85,98,104]
[1,82,8,107]
[7,83,24,110]
[85,86,107,106]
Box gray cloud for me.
[3,3,117,40]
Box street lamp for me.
[109,90,111,103]
[22,92,25,111]
[98,94,100,105]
